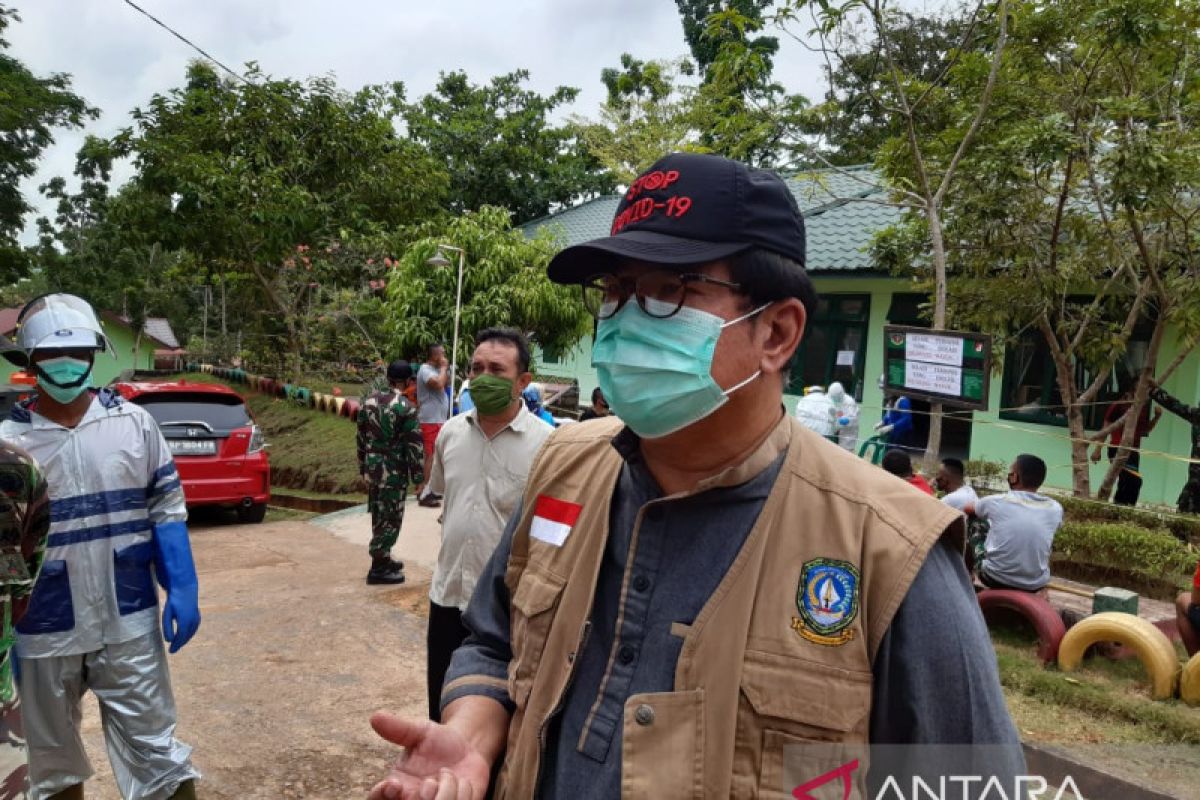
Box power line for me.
[118,0,250,84]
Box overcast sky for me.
[9,0,830,244]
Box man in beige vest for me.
[368,153,1021,800]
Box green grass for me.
[178,372,366,494]
[991,625,1200,745]
[270,486,368,504]
[264,506,318,523]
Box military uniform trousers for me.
[367,481,408,557]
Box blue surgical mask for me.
[592,297,767,439]
[36,356,93,404]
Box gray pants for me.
[16,632,198,800]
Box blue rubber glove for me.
[151,520,201,653]
[838,417,850,427]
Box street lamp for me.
[426,244,466,400]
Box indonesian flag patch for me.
[530,495,582,547]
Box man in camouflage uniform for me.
[357,360,424,585]
[0,441,51,799]
[1150,385,1200,514]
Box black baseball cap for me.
[547,152,807,284]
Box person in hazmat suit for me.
[827,381,860,452]
[794,385,835,439]
[0,295,200,800]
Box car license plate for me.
[168,439,217,456]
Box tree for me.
[571,55,702,183]
[804,11,973,165]
[677,0,779,76]
[0,4,95,281]
[383,206,592,380]
[113,62,450,379]
[920,0,1200,498]
[777,0,1010,468]
[404,71,615,224]
[686,7,809,166]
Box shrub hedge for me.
[1052,521,1197,596]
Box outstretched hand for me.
[368,712,491,800]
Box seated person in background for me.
[963,454,1063,592]
[935,457,978,511]
[881,448,935,495]
[1177,560,1200,657]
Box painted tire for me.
[343,399,360,419]
[1058,612,1180,700]
[977,589,1067,664]
[333,397,346,415]
[312,393,327,412]
[1182,652,1200,706]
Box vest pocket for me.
[113,541,157,615]
[759,730,868,800]
[507,569,566,708]
[620,690,704,799]
[16,560,74,635]
[739,651,872,798]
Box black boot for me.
[367,555,405,585]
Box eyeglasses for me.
[581,271,744,320]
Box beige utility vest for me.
[494,415,962,799]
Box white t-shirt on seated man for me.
[935,458,978,512]
[964,454,1063,592]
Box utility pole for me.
[201,285,210,360]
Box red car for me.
[114,381,270,523]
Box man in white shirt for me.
[425,328,553,720]
[935,458,978,511]
[964,454,1063,592]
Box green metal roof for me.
[522,165,900,274]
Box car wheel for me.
[237,502,267,524]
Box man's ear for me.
[516,373,533,395]
[756,298,806,378]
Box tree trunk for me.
[1094,315,1173,500]
[922,208,949,471]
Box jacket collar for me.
[611,409,792,497]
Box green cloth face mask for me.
[471,374,516,416]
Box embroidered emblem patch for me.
[792,558,860,647]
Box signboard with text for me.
[883,326,992,411]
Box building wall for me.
[534,276,1199,506]
[101,321,156,384]
[969,326,1199,507]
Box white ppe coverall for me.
[0,390,199,800]
[794,388,836,437]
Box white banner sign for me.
[906,333,963,367]
[905,361,963,396]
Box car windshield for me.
[134,394,252,432]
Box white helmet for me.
[828,382,846,403]
[4,294,112,366]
